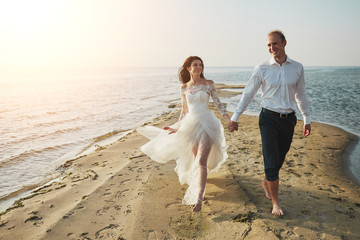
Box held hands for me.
[303,124,311,137]
[164,126,177,134]
[223,114,238,133]
[228,120,238,132]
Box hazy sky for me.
[1,0,360,72]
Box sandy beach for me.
[1,86,360,240]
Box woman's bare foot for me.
[192,199,203,212]
[192,203,202,212]
[260,180,272,200]
[272,203,284,216]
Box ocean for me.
[1,66,359,212]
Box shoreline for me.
[342,135,360,186]
[1,87,360,239]
[1,84,359,213]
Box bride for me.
[137,56,231,212]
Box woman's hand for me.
[163,126,177,134]
[223,114,231,125]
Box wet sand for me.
[1,87,359,240]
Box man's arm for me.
[295,66,311,137]
[230,66,262,131]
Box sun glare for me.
[1,1,63,35]
[0,1,66,74]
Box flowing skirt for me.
[137,110,228,205]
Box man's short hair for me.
[268,30,286,43]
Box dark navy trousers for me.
[259,108,297,181]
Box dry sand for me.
[1,87,359,240]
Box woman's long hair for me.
[178,56,205,84]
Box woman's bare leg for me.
[193,133,212,212]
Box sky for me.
[1,0,360,73]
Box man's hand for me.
[228,120,238,132]
[303,124,311,137]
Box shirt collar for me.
[270,56,292,66]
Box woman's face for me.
[187,59,203,76]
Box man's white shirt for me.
[231,57,310,125]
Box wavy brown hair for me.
[178,56,205,84]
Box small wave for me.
[141,95,157,100]
[3,126,85,147]
[0,184,39,201]
[34,116,82,128]
[52,127,84,135]
[93,129,131,143]
[0,142,74,168]
[74,129,133,158]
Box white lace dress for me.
[137,83,228,205]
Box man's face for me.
[267,33,286,59]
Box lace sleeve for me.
[179,87,188,121]
[209,83,227,116]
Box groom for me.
[228,30,311,216]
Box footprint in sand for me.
[165,202,178,208]
[301,210,311,216]
[75,203,84,210]
[124,205,132,215]
[115,189,130,198]
[0,221,8,228]
[79,232,89,238]
[317,186,333,192]
[286,169,302,178]
[128,166,138,171]
[24,215,43,225]
[63,211,75,219]
[96,206,111,216]
[120,179,131,185]
[310,163,318,169]
[82,195,89,200]
[330,197,342,202]
[95,224,119,239]
[286,162,295,167]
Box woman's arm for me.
[208,81,230,124]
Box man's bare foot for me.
[260,180,272,200]
[272,203,284,216]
